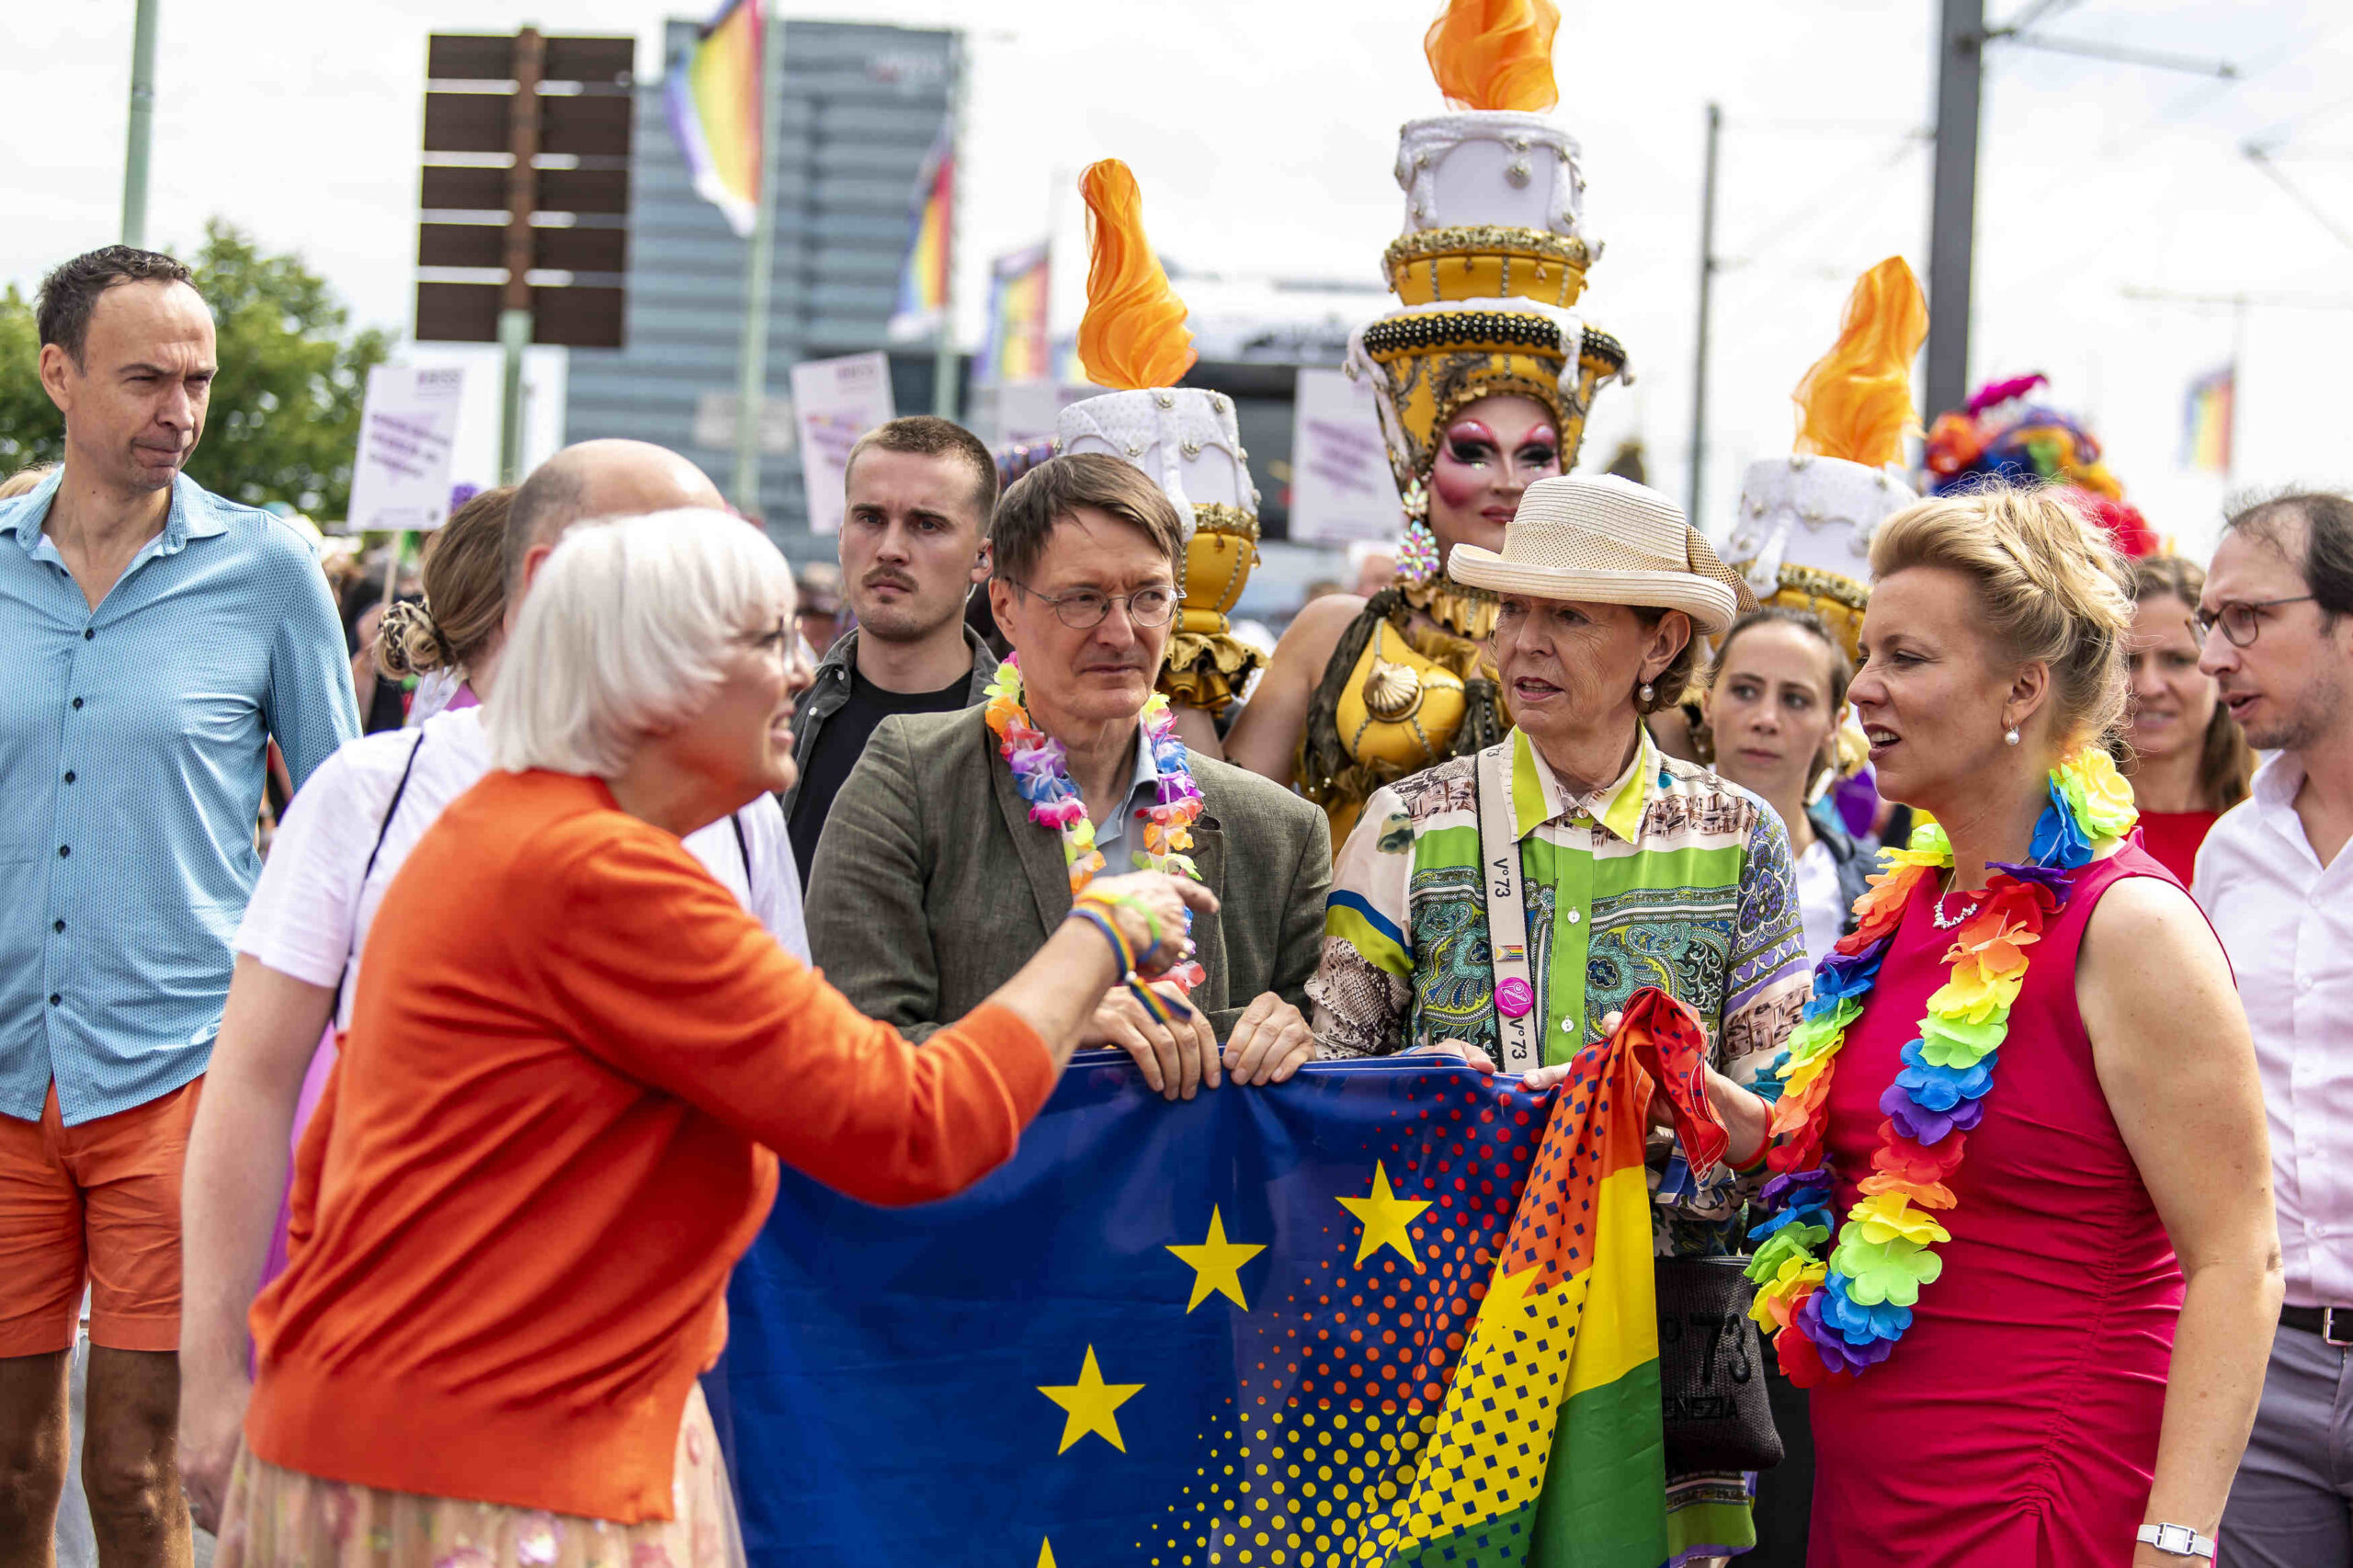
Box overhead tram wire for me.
[1713,131,1929,278]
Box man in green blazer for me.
[807,454,1329,1100]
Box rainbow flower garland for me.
[983,655,1206,989]
[1744,747,2139,1384]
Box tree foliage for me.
[0,221,392,517]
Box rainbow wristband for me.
[1067,904,1136,976]
[1067,904,1196,1028]
[1076,890,1164,954]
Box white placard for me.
[1288,368,1406,545]
[790,352,897,535]
[347,365,466,532]
[693,391,798,456]
[991,380,1063,449]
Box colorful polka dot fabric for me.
[723,993,1719,1568]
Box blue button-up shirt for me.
[0,472,359,1125]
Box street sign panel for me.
[422,91,632,158]
[415,28,633,354]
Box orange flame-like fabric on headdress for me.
[1791,256,1928,469]
[1424,0,1561,113]
[1074,159,1195,392]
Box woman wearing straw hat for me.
[1311,472,1809,1216]
[1310,474,1811,1555]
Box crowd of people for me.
[3,9,2350,1567]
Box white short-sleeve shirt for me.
[236,707,809,1028]
[1795,836,1847,971]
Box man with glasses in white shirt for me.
[2197,491,2353,1567]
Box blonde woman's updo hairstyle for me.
[1869,483,2135,749]
[376,486,516,679]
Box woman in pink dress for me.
[1735,487,2279,1565]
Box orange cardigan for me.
[244,770,1053,1522]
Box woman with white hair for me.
[210,511,1211,1568]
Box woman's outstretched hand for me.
[1082,871,1220,979]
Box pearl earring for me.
[2004,727,2020,746]
[1640,682,1654,704]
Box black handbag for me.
[1654,1255,1783,1473]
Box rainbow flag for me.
[2182,365,2234,474]
[890,129,954,337]
[979,244,1051,384]
[665,0,764,238]
[721,991,1722,1567]
[1358,990,1717,1566]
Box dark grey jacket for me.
[780,622,998,822]
[805,705,1331,1044]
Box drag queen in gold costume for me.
[1224,1,1630,844]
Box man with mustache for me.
[784,416,1001,885]
[2196,491,2353,1568]
[807,454,1327,1100]
[0,247,359,1568]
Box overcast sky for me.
[6,0,2349,560]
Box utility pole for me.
[733,4,784,515]
[495,28,544,486]
[1927,0,2237,420]
[120,0,160,246]
[1687,102,1722,528]
[1926,0,1984,422]
[930,32,965,420]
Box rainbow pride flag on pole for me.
[665,0,764,237]
[889,129,955,338]
[979,244,1051,384]
[2182,365,2234,474]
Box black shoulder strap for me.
[731,810,754,903]
[360,730,427,886]
[335,729,427,1026]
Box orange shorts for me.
[0,1077,203,1357]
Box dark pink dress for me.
[1807,844,2184,1565]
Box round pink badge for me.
[1495,977,1535,1018]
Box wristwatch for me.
[2136,1523,2216,1560]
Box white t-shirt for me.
[1795,836,1847,971]
[236,707,809,1027]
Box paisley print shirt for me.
[1308,726,1812,1250]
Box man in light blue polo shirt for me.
[0,245,358,1566]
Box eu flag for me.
[727,1002,1712,1568]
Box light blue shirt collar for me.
[11,471,226,562]
[1091,722,1165,865]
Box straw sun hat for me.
[1447,474,1757,636]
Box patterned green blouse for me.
[1306,726,1813,1249]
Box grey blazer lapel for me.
[988,741,1073,943]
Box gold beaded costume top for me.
[1301,1,1631,846]
[1049,161,1266,718]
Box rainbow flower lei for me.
[983,655,1206,986]
[1744,747,2139,1384]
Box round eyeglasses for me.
[2192,595,2316,649]
[1006,580,1183,630]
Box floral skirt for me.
[215,1386,743,1568]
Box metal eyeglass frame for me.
[1004,579,1185,631]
